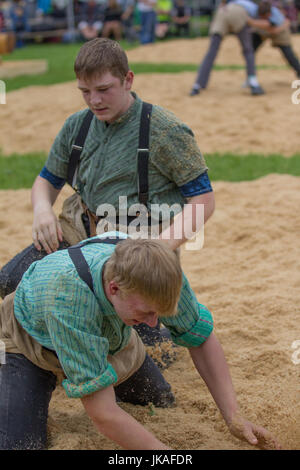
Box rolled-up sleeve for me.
[161,274,214,348]
[63,365,118,399]
[45,310,118,398]
[170,303,213,347]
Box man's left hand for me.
[227,412,282,450]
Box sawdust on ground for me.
[0,37,299,450]
[0,174,299,450]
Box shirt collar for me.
[109,92,142,127]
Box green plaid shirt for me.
[14,236,213,398]
[45,93,208,215]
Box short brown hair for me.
[74,38,130,82]
[258,1,272,17]
[103,238,183,317]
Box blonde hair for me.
[74,38,129,82]
[103,238,182,317]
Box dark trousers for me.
[0,353,174,450]
[0,242,70,299]
[252,32,300,77]
[195,27,256,89]
[139,11,156,44]
[0,354,56,450]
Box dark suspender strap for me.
[68,237,124,293]
[68,246,94,292]
[67,110,94,188]
[67,101,152,215]
[138,102,152,206]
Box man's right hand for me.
[32,206,63,254]
[31,175,64,254]
[81,385,171,450]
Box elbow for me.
[90,403,124,438]
[84,398,120,428]
[91,408,116,428]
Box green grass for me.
[131,63,287,74]
[130,62,198,74]
[205,153,300,182]
[3,43,84,92]
[0,153,46,189]
[1,42,289,92]
[0,152,299,190]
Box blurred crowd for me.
[0,0,299,48]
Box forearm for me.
[31,175,61,213]
[247,17,273,31]
[189,333,239,424]
[248,17,289,34]
[93,405,170,450]
[159,192,215,251]
[31,175,63,251]
[82,387,170,450]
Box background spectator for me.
[25,0,67,35]
[118,0,138,41]
[0,7,5,31]
[77,0,103,40]
[51,0,68,21]
[37,0,51,14]
[0,1,16,52]
[101,0,123,40]
[137,0,157,44]
[155,0,172,38]
[171,0,191,37]
[9,0,30,46]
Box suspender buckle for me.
[71,144,83,151]
[67,109,94,188]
